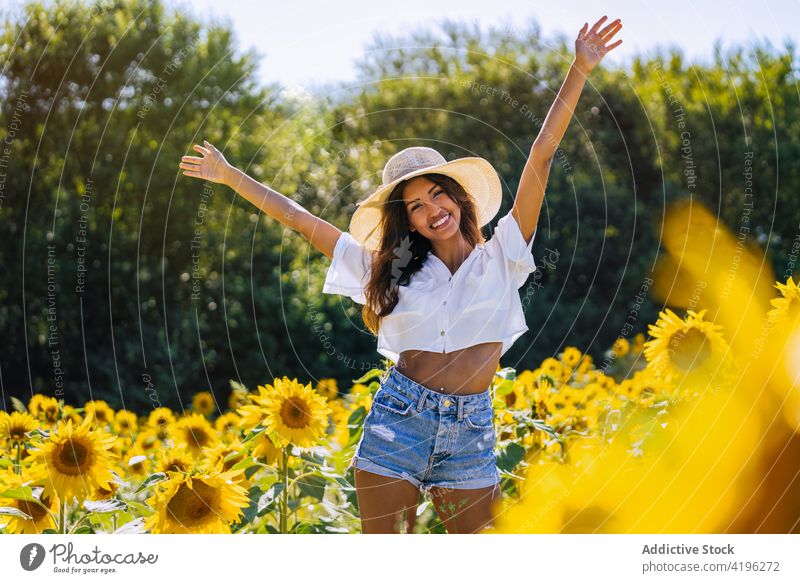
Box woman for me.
[180,16,622,533]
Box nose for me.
[425,202,446,219]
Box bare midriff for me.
[395,341,503,395]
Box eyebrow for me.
[405,184,439,206]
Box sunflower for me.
[29,415,117,504]
[560,347,583,368]
[203,438,247,474]
[643,308,731,382]
[154,450,195,474]
[612,337,630,358]
[84,400,114,427]
[227,385,250,412]
[192,391,216,417]
[143,469,250,534]
[768,276,800,324]
[238,377,330,448]
[170,413,218,457]
[113,410,139,435]
[134,428,162,455]
[315,378,339,400]
[0,411,39,447]
[28,395,60,425]
[250,432,279,465]
[147,407,175,438]
[91,474,122,500]
[214,411,241,436]
[62,405,82,425]
[0,467,57,534]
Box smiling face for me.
[402,175,462,242]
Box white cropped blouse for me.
[322,210,537,363]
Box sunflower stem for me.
[14,444,21,476]
[59,499,68,534]
[279,447,289,534]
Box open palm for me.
[575,16,623,72]
[179,140,231,185]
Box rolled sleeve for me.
[322,231,372,305]
[491,211,537,288]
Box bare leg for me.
[354,468,420,533]
[428,483,501,533]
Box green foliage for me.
[0,2,796,412]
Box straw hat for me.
[349,146,503,250]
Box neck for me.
[431,235,474,275]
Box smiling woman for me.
[179,15,623,534]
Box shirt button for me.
[440,330,445,336]
[443,399,452,407]
[442,300,447,305]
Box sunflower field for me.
[1,203,799,534]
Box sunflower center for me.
[18,499,48,521]
[57,439,89,475]
[280,397,311,429]
[9,427,27,442]
[166,481,217,525]
[669,328,712,371]
[187,428,210,448]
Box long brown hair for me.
[362,173,485,335]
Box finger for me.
[203,140,217,151]
[193,144,210,155]
[182,170,202,178]
[598,18,620,37]
[589,15,607,34]
[181,156,203,162]
[604,39,623,52]
[601,27,622,44]
[578,22,588,37]
[179,162,200,170]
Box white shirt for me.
[322,210,537,362]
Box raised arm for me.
[179,141,342,260]
[512,15,623,242]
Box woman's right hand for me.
[179,140,233,185]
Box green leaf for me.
[242,424,266,444]
[29,427,50,439]
[113,517,145,534]
[229,379,250,393]
[0,506,32,520]
[72,524,95,534]
[257,483,285,517]
[347,406,366,439]
[531,419,558,438]
[233,486,264,530]
[42,528,58,534]
[352,368,385,384]
[496,442,525,472]
[495,367,516,381]
[296,474,326,501]
[11,396,27,413]
[0,486,37,503]
[135,472,167,493]
[83,499,127,513]
[299,450,325,467]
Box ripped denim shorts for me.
[351,365,500,492]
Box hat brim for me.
[348,157,502,251]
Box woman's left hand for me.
[575,16,623,73]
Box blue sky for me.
[171,0,798,92]
[11,0,800,92]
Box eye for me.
[433,190,443,198]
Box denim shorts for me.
[351,366,500,492]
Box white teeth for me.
[431,214,449,228]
